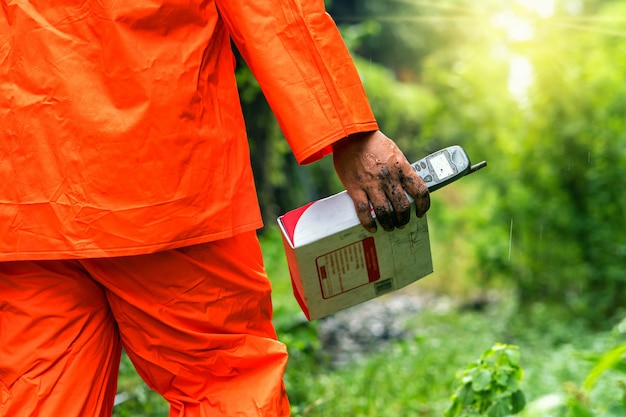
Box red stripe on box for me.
[362,237,381,283]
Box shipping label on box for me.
[278,190,433,320]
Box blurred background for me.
[115,1,626,416]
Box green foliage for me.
[283,300,516,417]
[446,344,526,417]
[493,0,626,320]
[561,317,626,417]
[400,0,626,321]
[518,315,626,417]
[583,345,626,391]
[356,55,439,160]
[113,352,167,416]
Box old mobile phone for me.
[411,145,486,192]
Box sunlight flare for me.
[491,10,535,42]
[508,54,534,104]
[516,0,555,18]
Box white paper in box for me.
[278,190,433,320]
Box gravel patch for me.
[317,291,451,366]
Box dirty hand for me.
[332,130,430,233]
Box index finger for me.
[347,189,378,233]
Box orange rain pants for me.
[0,231,290,417]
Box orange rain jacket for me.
[0,0,378,261]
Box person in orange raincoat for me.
[0,1,430,416]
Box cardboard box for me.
[277,190,433,320]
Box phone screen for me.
[429,153,455,181]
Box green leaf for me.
[583,344,626,390]
[510,390,526,414]
[447,383,474,417]
[444,398,462,417]
[447,344,526,416]
[495,371,509,387]
[567,399,594,417]
[504,347,521,367]
[459,384,475,407]
[472,369,493,392]
[487,401,510,417]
